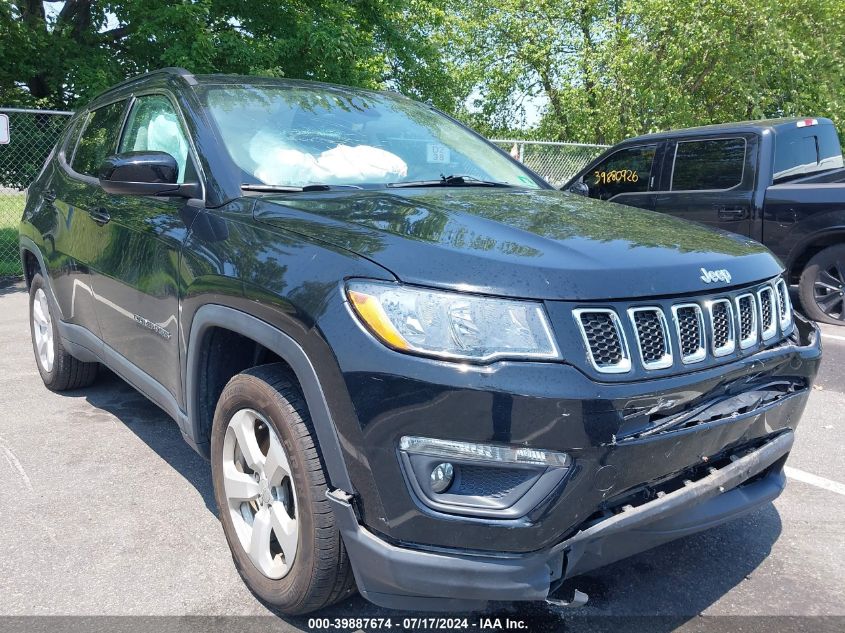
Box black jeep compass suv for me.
[19,68,821,614]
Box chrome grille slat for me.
[628,307,673,370]
[709,299,736,356]
[573,309,631,374]
[672,303,706,364]
[758,286,777,340]
[775,278,793,330]
[736,293,758,349]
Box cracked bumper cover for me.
[327,429,793,612]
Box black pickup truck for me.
[564,118,845,325]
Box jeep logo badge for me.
[700,267,732,284]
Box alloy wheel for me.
[222,408,299,579]
[813,259,845,321]
[32,288,54,372]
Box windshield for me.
[202,84,541,189]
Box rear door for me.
[573,143,662,211]
[654,135,756,236]
[89,92,202,402]
[764,121,845,260]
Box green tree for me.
[448,0,845,143]
[0,0,460,111]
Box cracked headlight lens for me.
[346,280,560,362]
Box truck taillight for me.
[796,118,818,128]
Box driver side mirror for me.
[98,151,200,198]
[566,179,589,196]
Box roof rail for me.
[104,67,197,93]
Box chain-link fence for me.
[0,108,73,277]
[491,139,608,187]
[0,107,607,278]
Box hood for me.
[253,187,781,301]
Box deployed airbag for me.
[249,131,407,185]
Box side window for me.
[671,138,746,191]
[775,126,844,180]
[587,145,657,200]
[70,101,126,176]
[119,95,191,183]
[61,115,86,159]
[818,127,844,164]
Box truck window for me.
[671,138,746,191]
[586,145,657,200]
[70,101,126,176]
[774,123,844,181]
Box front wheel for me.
[798,244,845,325]
[210,364,356,614]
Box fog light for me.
[399,436,571,468]
[430,462,454,493]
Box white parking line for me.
[785,466,845,497]
[821,332,845,342]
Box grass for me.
[0,192,24,277]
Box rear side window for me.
[671,138,746,191]
[70,101,126,176]
[774,124,844,181]
[818,127,844,165]
[586,145,657,200]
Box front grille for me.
[629,307,672,369]
[573,309,631,373]
[736,293,758,348]
[572,278,790,375]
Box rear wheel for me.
[210,364,356,614]
[799,244,845,325]
[29,273,98,390]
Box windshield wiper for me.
[387,174,514,188]
[241,183,363,193]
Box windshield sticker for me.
[427,143,450,164]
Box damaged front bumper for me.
[328,428,793,612]
[327,315,821,612]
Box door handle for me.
[716,206,748,221]
[43,189,57,203]
[88,208,111,226]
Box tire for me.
[210,363,356,614]
[798,244,845,326]
[28,273,98,391]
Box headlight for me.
[346,280,560,362]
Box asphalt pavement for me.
[0,279,843,632]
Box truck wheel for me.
[28,273,98,391]
[799,245,845,325]
[210,364,356,614]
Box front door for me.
[48,101,127,338]
[90,94,200,402]
[654,135,756,236]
